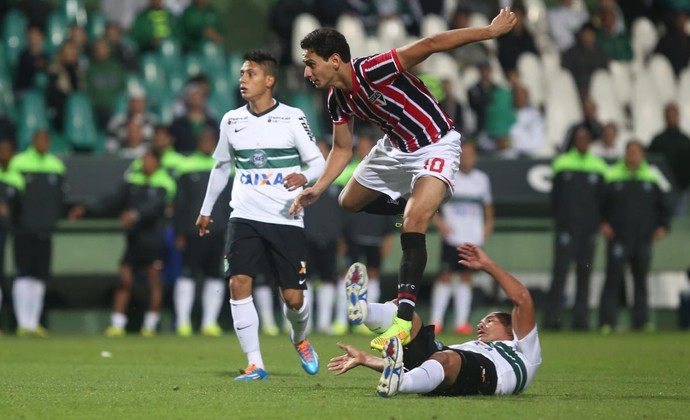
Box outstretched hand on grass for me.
[327,342,366,375]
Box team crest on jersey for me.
[251,150,267,168]
[367,91,386,106]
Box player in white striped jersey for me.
[292,8,517,353]
[196,50,326,380]
[327,244,541,397]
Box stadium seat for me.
[646,54,677,106]
[0,73,15,120]
[184,53,203,79]
[152,90,175,126]
[589,69,624,126]
[17,90,50,151]
[544,69,582,155]
[364,37,382,56]
[443,0,459,21]
[2,9,28,71]
[86,12,107,41]
[377,17,407,52]
[676,68,690,135]
[517,52,545,109]
[157,38,183,73]
[469,13,497,54]
[336,14,367,57]
[631,17,658,69]
[60,0,87,26]
[608,61,633,108]
[200,41,226,74]
[291,13,320,66]
[139,53,167,101]
[46,12,69,57]
[166,67,188,96]
[227,51,244,81]
[207,88,236,121]
[631,72,664,145]
[63,93,101,153]
[421,14,448,38]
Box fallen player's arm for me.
[327,342,385,375]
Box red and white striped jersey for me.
[327,49,454,153]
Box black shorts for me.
[122,232,165,269]
[428,349,498,396]
[182,232,225,278]
[307,239,338,282]
[440,242,473,273]
[403,324,445,370]
[346,242,382,270]
[14,231,52,278]
[225,218,307,290]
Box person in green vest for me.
[129,125,185,177]
[599,141,671,333]
[172,127,231,337]
[177,0,222,52]
[10,130,66,337]
[543,126,608,331]
[0,139,24,336]
[130,0,178,52]
[69,147,176,337]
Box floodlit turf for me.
[1,331,689,419]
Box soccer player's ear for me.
[266,75,276,89]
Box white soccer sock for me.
[254,285,277,329]
[364,302,397,334]
[201,278,225,328]
[111,312,127,329]
[143,311,160,331]
[29,278,45,330]
[399,359,445,394]
[430,281,452,327]
[284,296,309,344]
[368,278,381,304]
[12,277,32,329]
[231,296,264,369]
[173,277,195,327]
[334,278,348,325]
[453,280,473,326]
[316,282,335,332]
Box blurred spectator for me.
[599,141,671,333]
[497,5,539,76]
[543,126,608,331]
[304,139,347,335]
[449,6,491,72]
[14,26,50,97]
[431,141,493,335]
[548,0,591,52]
[129,125,185,176]
[590,121,623,160]
[67,24,89,60]
[172,73,211,118]
[16,0,53,31]
[106,86,157,154]
[269,0,312,65]
[130,0,178,53]
[467,61,494,139]
[595,3,633,61]
[562,23,610,97]
[10,130,66,337]
[648,103,690,199]
[439,79,465,134]
[177,0,222,52]
[85,38,127,130]
[119,119,149,159]
[169,82,217,154]
[69,147,176,337]
[47,40,85,132]
[655,10,690,76]
[563,96,604,150]
[105,21,139,72]
[508,85,546,158]
[0,138,23,336]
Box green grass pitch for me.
[1,332,689,419]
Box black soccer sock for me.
[361,195,407,216]
[397,232,426,321]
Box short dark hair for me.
[300,28,351,63]
[145,146,162,162]
[493,312,512,335]
[243,50,278,77]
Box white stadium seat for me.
[589,69,625,125]
[631,71,665,145]
[677,68,690,135]
[609,60,634,108]
[544,69,582,155]
[517,52,545,109]
[631,16,658,69]
[646,53,677,106]
[377,16,407,52]
[421,14,448,38]
[336,14,367,58]
[291,13,320,66]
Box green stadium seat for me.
[139,53,167,98]
[2,9,28,72]
[200,41,226,73]
[112,91,128,116]
[63,92,100,153]
[166,67,188,96]
[60,0,87,26]
[0,73,16,120]
[185,53,203,79]
[86,12,107,40]
[227,51,244,80]
[17,90,50,150]
[46,12,69,57]
[152,91,175,126]
[49,131,71,155]
[157,38,182,73]
[208,88,237,120]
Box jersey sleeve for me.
[515,326,542,366]
[212,114,233,163]
[292,110,322,163]
[327,87,351,125]
[360,50,403,86]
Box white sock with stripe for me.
[399,359,445,394]
[201,278,224,328]
[453,280,472,326]
[231,296,264,369]
[143,311,160,331]
[363,302,397,334]
[284,296,309,344]
[29,278,45,330]
[12,277,32,329]
[316,282,335,332]
[430,280,452,327]
[334,278,348,325]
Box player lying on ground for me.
[328,244,541,397]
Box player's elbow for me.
[512,288,533,308]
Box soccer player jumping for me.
[291,8,517,349]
